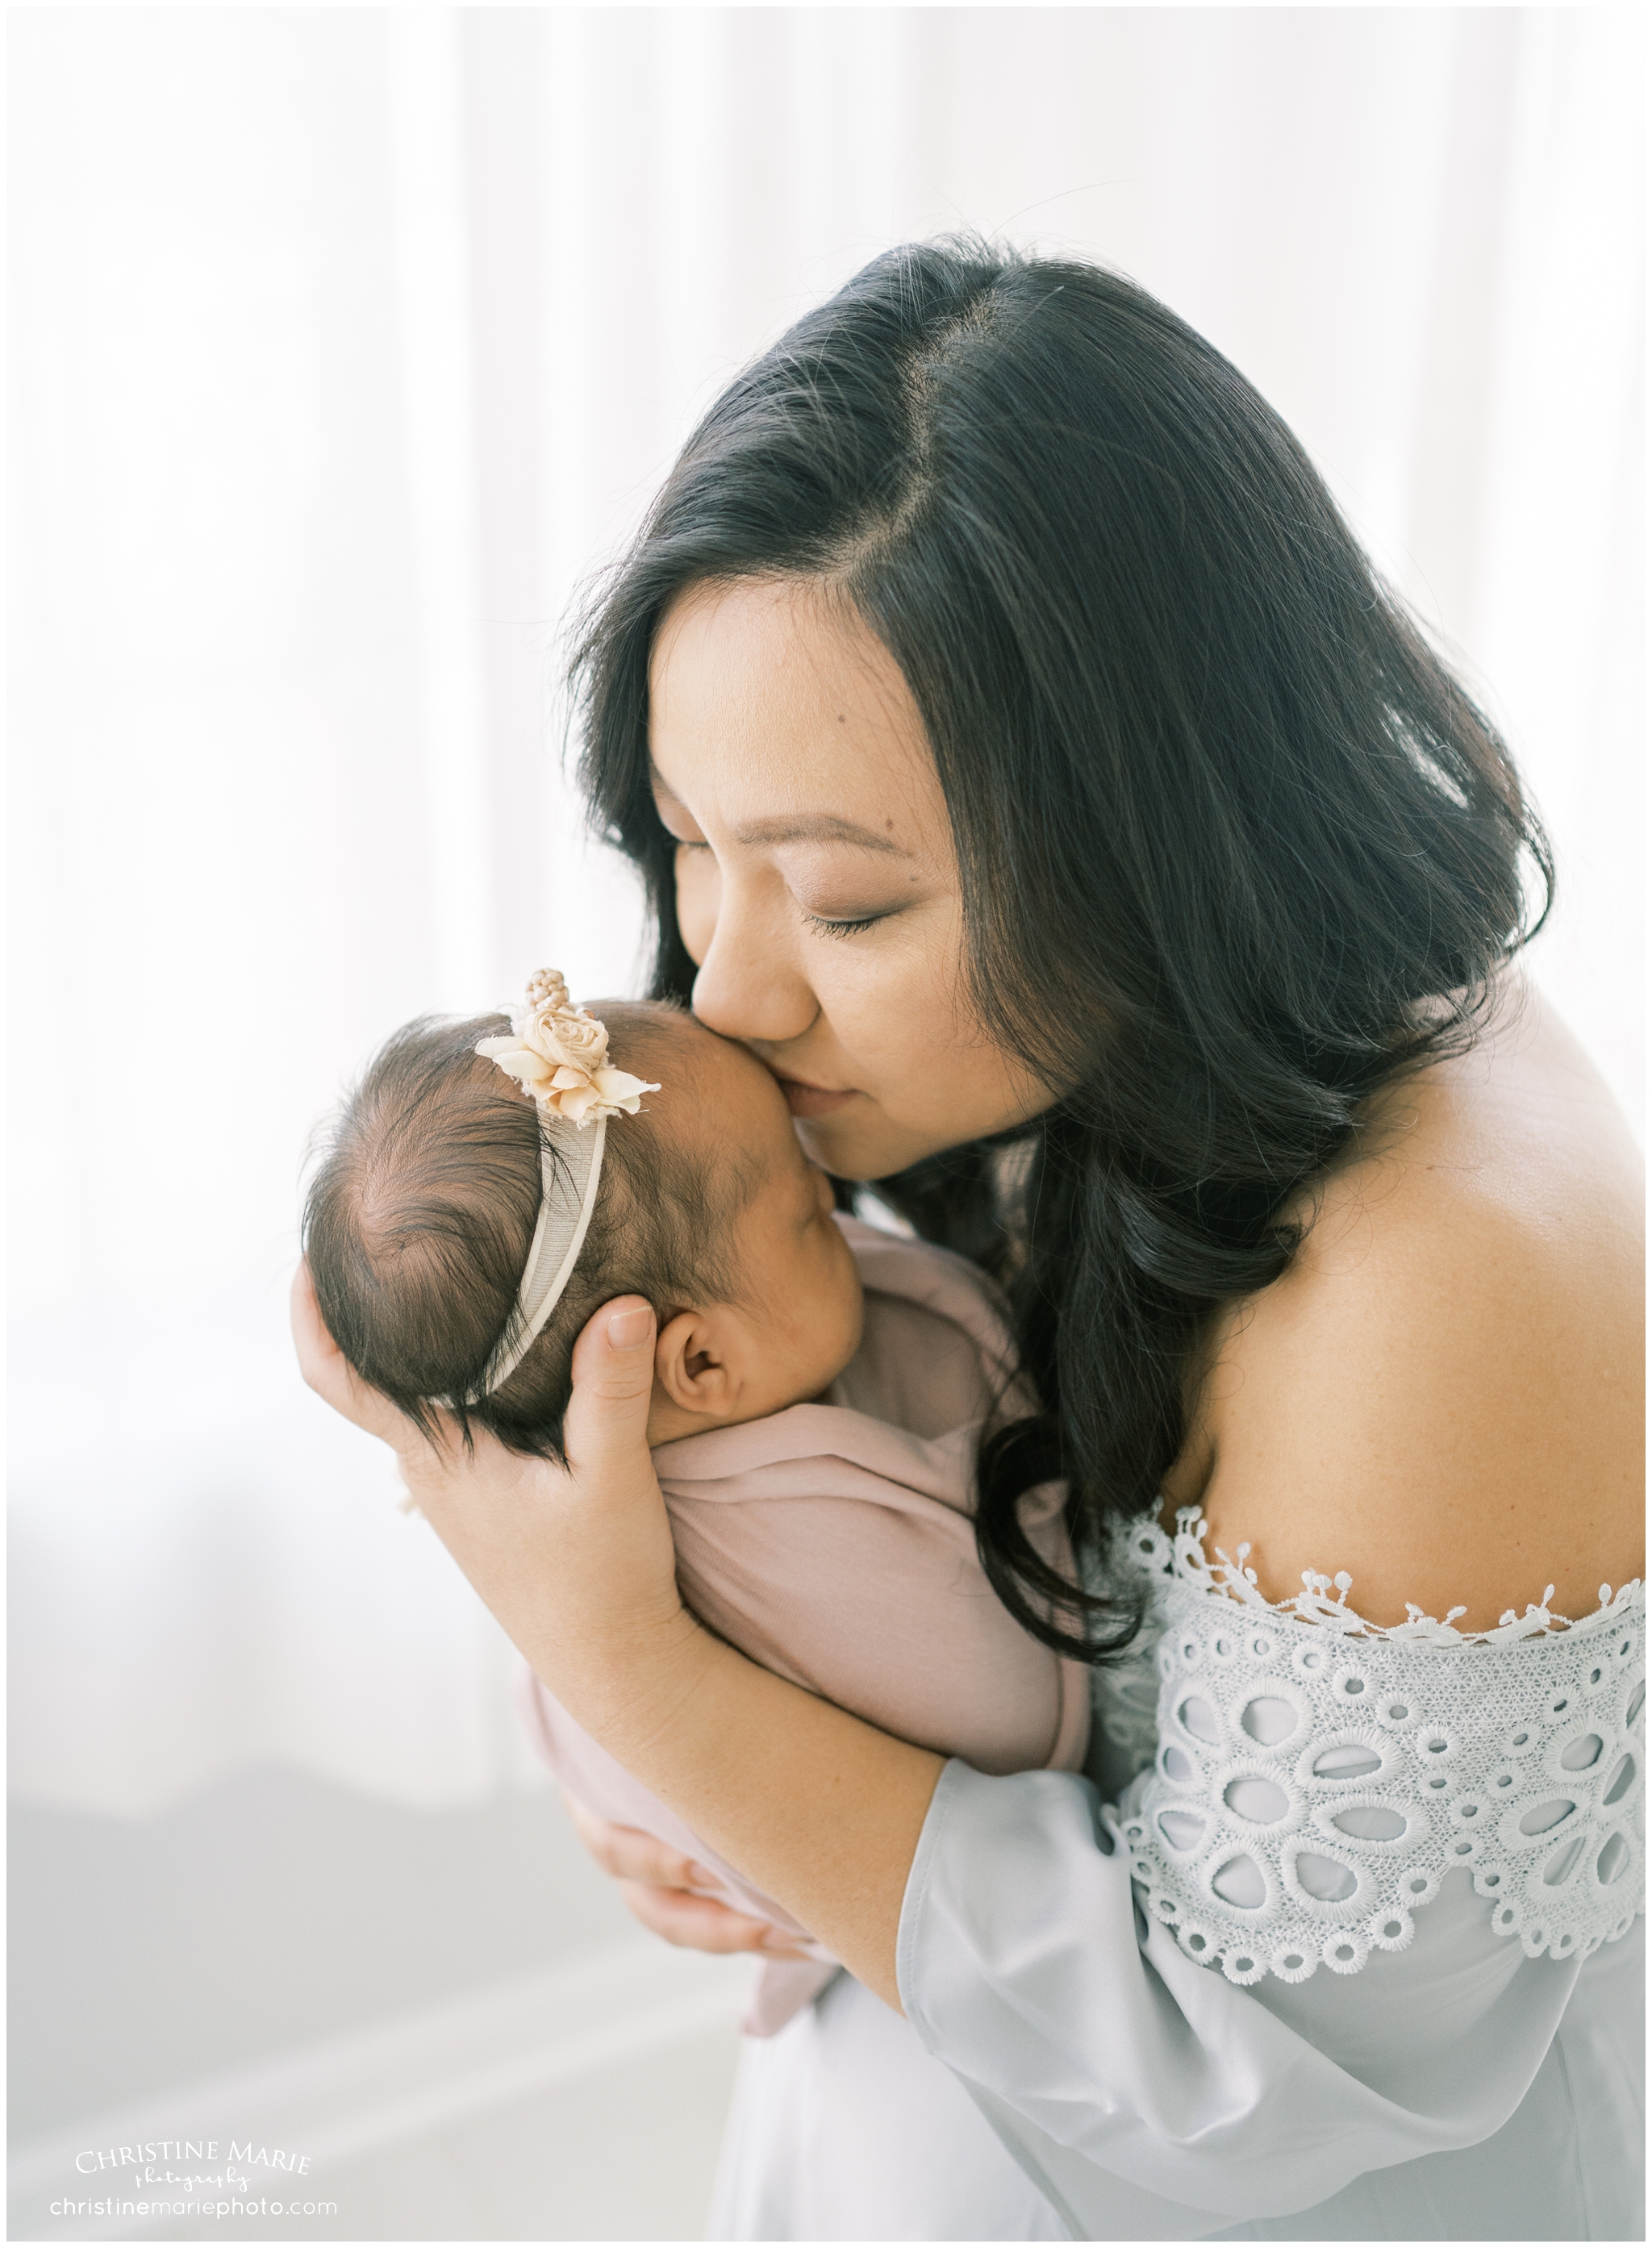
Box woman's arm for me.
[291,1270,939,2008]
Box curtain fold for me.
[9,7,1642,1816]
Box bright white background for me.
[10,7,1644,1829]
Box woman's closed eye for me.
[803,906,902,940]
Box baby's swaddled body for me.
[518,1218,1091,2034]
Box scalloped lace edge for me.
[1136,1507,1645,1648]
[1118,1508,1646,1986]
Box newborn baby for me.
[306,973,1088,2033]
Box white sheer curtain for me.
[10,7,1642,1817]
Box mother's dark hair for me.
[572,236,1550,1659]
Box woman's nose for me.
[690,890,819,1048]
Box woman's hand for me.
[290,1262,708,1750]
[290,1257,432,1456]
[565,1799,812,1959]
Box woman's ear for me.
[653,1308,737,1420]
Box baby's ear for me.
[653,1308,734,1418]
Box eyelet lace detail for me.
[1114,1510,1645,1987]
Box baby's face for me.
[643,1018,865,1441]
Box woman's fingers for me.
[567,1800,811,1959]
[616,1880,811,1959]
[289,1262,410,1449]
[291,1260,495,1530]
[565,1797,718,1892]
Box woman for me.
[295,241,1643,2238]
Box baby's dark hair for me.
[303,1002,742,1461]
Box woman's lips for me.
[774,1075,858,1119]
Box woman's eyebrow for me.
[731,812,912,856]
[649,767,912,855]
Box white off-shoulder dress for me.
[709,1512,1644,2241]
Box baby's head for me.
[305,988,863,1458]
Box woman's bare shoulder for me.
[1177,983,1645,1631]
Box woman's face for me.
[648,578,1052,1182]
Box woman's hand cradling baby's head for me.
[290,1258,436,1464]
[292,1260,715,1747]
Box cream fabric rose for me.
[476,974,659,1127]
[531,1004,609,1071]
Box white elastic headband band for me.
[457,1113,607,1405]
[436,969,657,1411]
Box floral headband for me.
[453,970,657,1403]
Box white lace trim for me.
[1147,1505,1644,1645]
[1115,1511,1646,1986]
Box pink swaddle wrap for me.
[515,1216,1091,2036]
